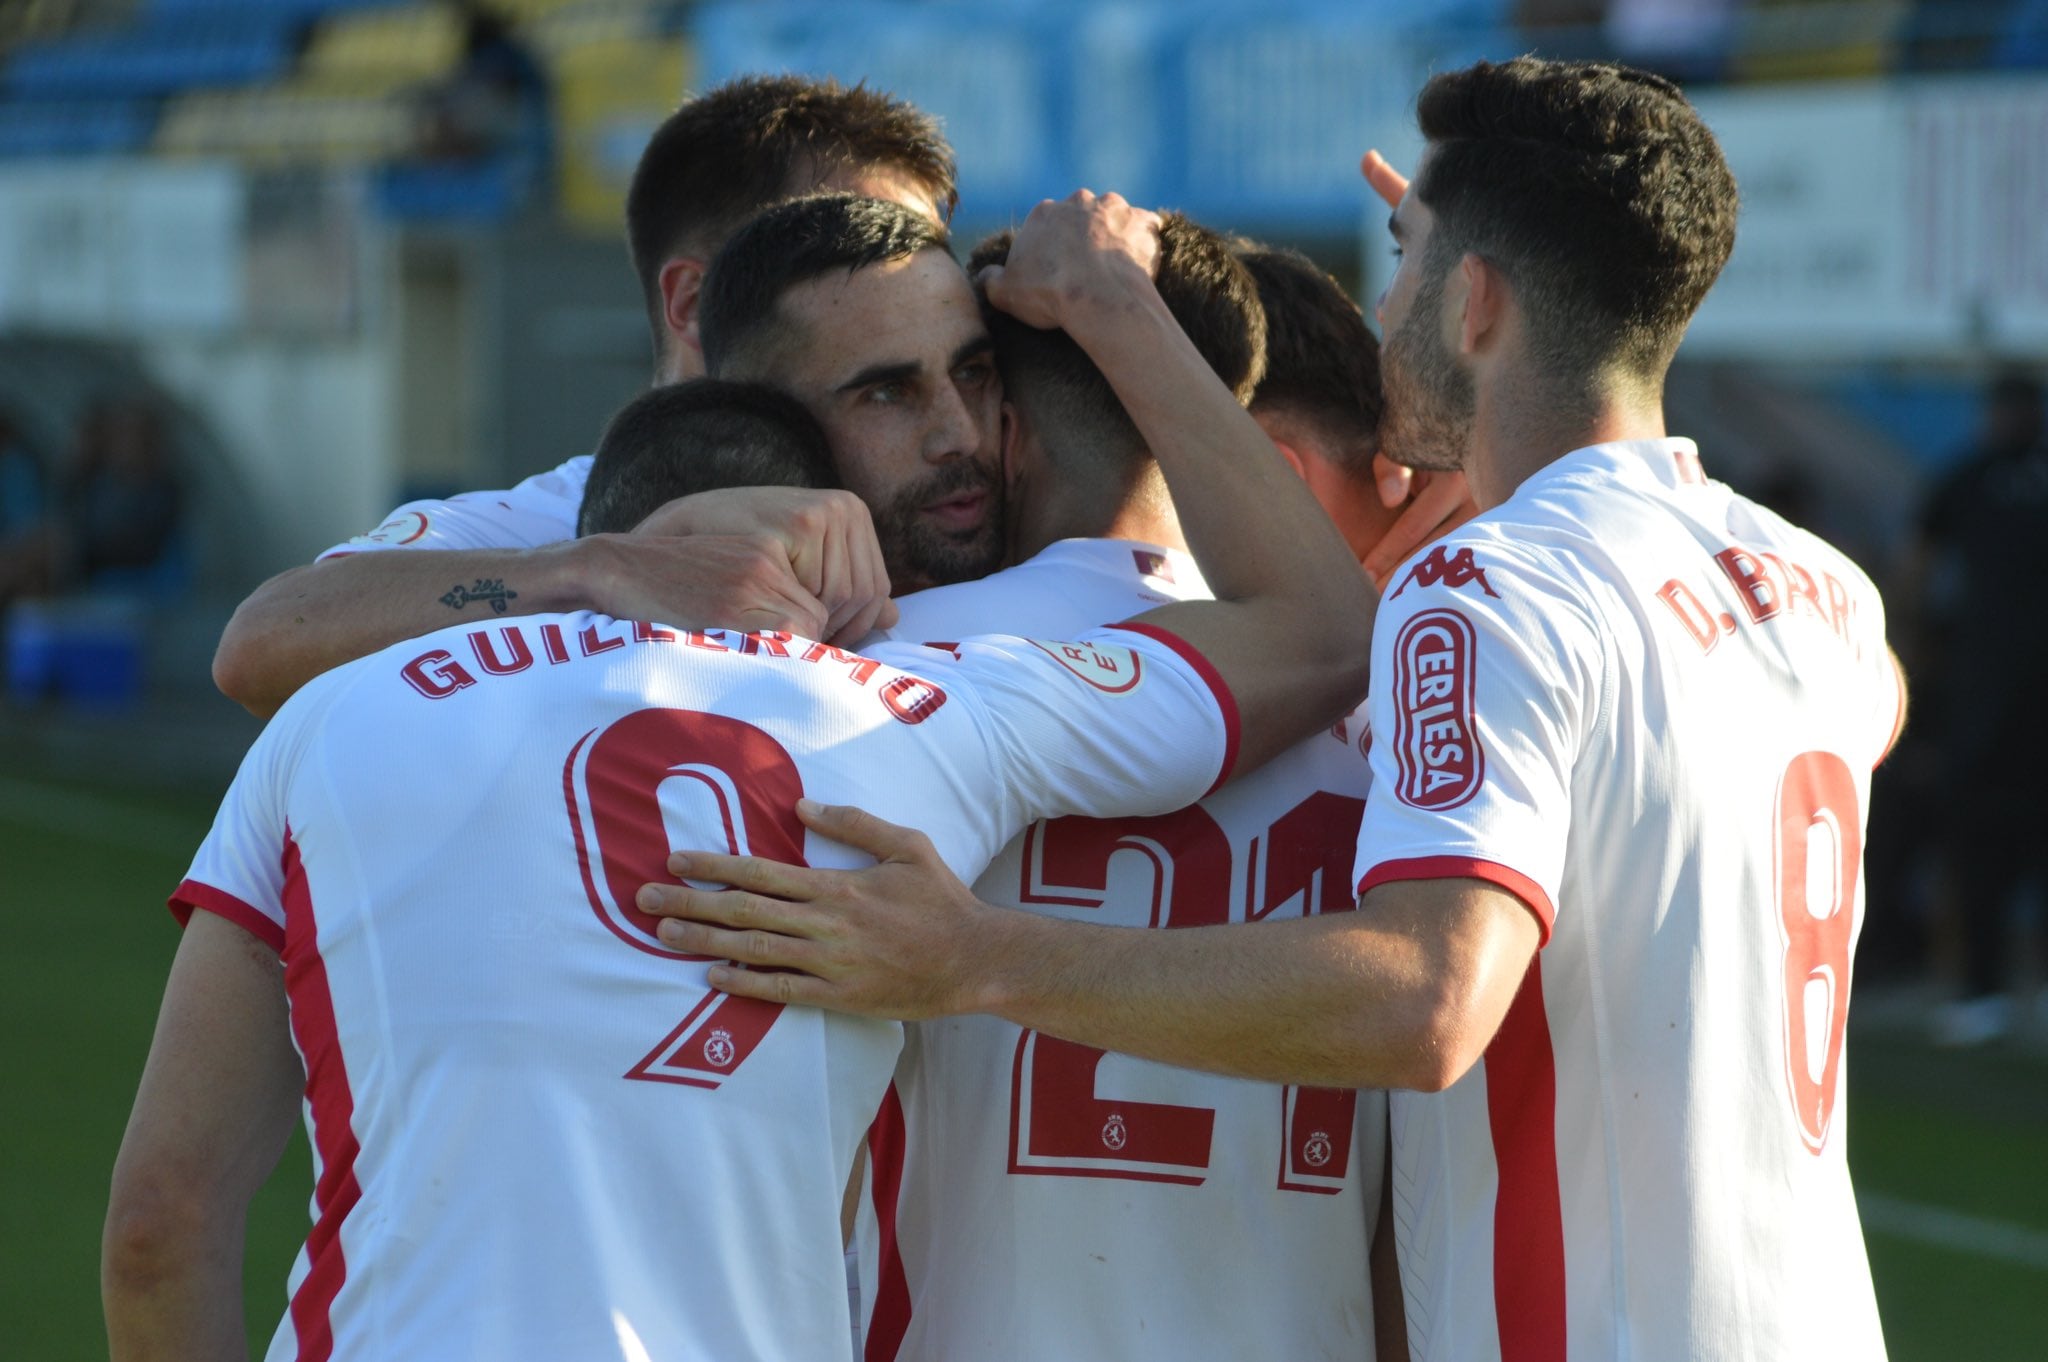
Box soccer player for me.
[103,202,1380,1360]
[695,193,1004,593]
[641,62,1905,1361]
[835,228,1405,1362]
[212,76,961,716]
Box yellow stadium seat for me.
[298,2,467,97]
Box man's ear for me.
[1267,437,1311,482]
[999,399,1026,490]
[1457,252,1507,358]
[659,256,709,361]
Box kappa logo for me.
[1390,545,1500,600]
[1391,609,1484,810]
[1028,639,1143,693]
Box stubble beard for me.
[877,459,1006,590]
[1380,259,1476,474]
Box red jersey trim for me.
[864,1084,912,1362]
[1355,855,1556,948]
[1106,621,1240,796]
[280,829,363,1362]
[1484,959,1567,1362]
[168,879,286,955]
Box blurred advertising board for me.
[1688,76,2048,359]
[689,0,1470,230]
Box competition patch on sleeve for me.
[1131,548,1175,583]
[1027,639,1143,693]
[348,510,430,547]
[1392,609,1484,809]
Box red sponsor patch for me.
[1390,545,1500,600]
[1391,609,1483,809]
[1028,639,1143,693]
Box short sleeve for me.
[876,621,1236,829]
[167,683,334,954]
[316,455,592,560]
[1351,542,1603,946]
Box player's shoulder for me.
[887,539,1199,643]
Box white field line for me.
[1859,1191,2048,1272]
[0,774,207,861]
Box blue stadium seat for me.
[0,98,155,156]
[2,8,298,99]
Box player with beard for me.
[694,194,1004,594]
[641,62,1903,1362]
[105,193,1382,1354]
[822,223,1408,1362]
[213,76,961,716]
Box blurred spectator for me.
[1916,369,2048,1044]
[414,0,549,165]
[0,412,42,540]
[0,397,183,613]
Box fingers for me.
[794,798,932,863]
[1372,452,1413,509]
[654,849,824,901]
[1360,149,1410,209]
[652,915,820,972]
[1360,469,1480,588]
[701,962,831,1008]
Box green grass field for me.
[4,770,2044,1359]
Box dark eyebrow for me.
[836,359,921,395]
[949,334,995,369]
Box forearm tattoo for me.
[440,579,519,614]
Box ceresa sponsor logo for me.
[1392,610,1483,809]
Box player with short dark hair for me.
[625,74,957,376]
[641,62,1902,1362]
[214,75,955,716]
[755,205,1405,1362]
[699,194,1005,593]
[966,217,1266,560]
[576,379,838,538]
[699,195,954,379]
[103,203,1378,1362]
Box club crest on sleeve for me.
[1389,545,1500,600]
[351,510,430,547]
[1392,610,1484,809]
[1027,639,1143,693]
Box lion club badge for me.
[702,1028,736,1069]
[1302,1129,1333,1168]
[1101,1113,1129,1152]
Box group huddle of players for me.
[105,57,1905,1362]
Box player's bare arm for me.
[105,912,301,1361]
[213,486,893,717]
[983,190,1376,768]
[645,800,1538,1090]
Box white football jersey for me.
[319,455,591,559]
[862,539,1385,1362]
[172,610,1236,1362]
[1354,440,1900,1362]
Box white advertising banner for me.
[1688,76,2048,358]
[0,161,243,333]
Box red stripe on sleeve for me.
[168,879,286,955]
[864,1083,912,1362]
[1485,959,1567,1362]
[280,830,363,1362]
[1106,622,1241,796]
[1356,855,1556,947]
